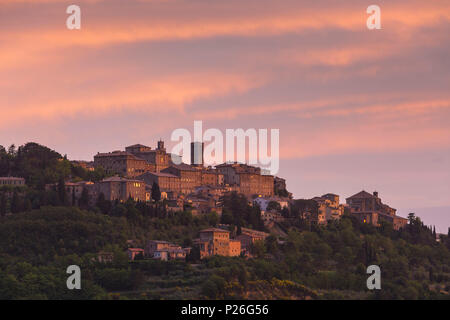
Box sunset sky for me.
[1,0,449,231]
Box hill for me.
[0,206,449,300]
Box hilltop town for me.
[1,140,408,261]
[0,141,448,300]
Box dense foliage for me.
[0,143,107,190]
[0,205,448,300]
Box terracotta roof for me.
[138,172,178,178]
[101,176,144,183]
[346,190,376,200]
[95,151,145,161]
[126,144,150,149]
[0,177,25,180]
[168,163,197,171]
[200,227,230,233]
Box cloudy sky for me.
[1,0,449,231]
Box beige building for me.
[200,168,224,186]
[144,240,181,257]
[96,176,146,202]
[216,163,274,197]
[137,171,181,195]
[162,164,201,194]
[195,228,241,259]
[144,240,187,260]
[125,140,170,173]
[0,177,25,186]
[94,151,150,177]
[312,193,345,222]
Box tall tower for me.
[157,140,165,151]
[191,142,204,166]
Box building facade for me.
[216,163,274,197]
[94,151,150,177]
[96,176,146,202]
[346,191,407,230]
[0,177,25,186]
[125,140,170,173]
[137,171,181,194]
[195,228,241,259]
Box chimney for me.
[373,191,378,198]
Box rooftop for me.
[346,190,377,200]
[168,163,197,171]
[200,227,230,233]
[101,176,144,183]
[95,151,145,161]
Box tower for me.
[157,140,165,151]
[190,142,204,166]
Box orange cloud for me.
[0,72,268,126]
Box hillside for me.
[0,206,449,300]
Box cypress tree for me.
[79,187,89,209]
[57,177,67,205]
[0,193,7,216]
[11,190,22,213]
[151,182,161,202]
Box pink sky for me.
[1,0,449,231]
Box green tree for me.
[57,177,67,205]
[252,240,266,258]
[96,192,111,214]
[0,193,7,216]
[151,182,161,202]
[24,198,32,211]
[11,190,22,213]
[201,275,226,299]
[267,201,281,212]
[79,187,90,209]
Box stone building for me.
[125,140,170,173]
[200,167,224,186]
[96,176,146,202]
[194,228,241,259]
[216,163,274,197]
[145,240,180,257]
[239,173,274,197]
[236,228,269,252]
[137,171,181,195]
[162,163,201,195]
[346,191,407,230]
[144,240,187,261]
[93,151,150,177]
[312,193,345,222]
[94,141,174,178]
[0,177,25,186]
